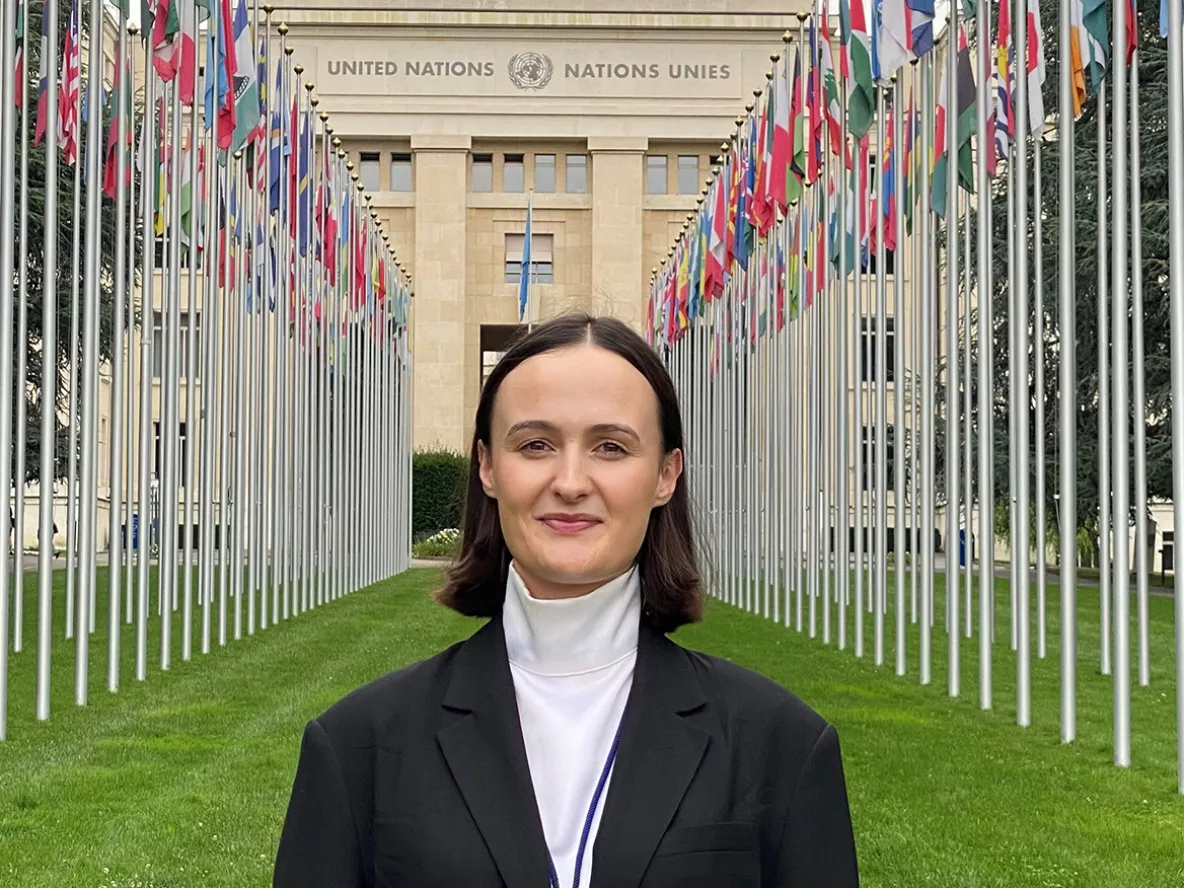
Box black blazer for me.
[274,614,859,888]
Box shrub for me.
[413,449,468,537]
[412,527,461,559]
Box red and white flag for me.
[59,0,81,164]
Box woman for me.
[274,314,859,887]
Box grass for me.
[0,565,1180,887]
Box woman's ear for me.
[653,448,683,507]
[477,440,497,499]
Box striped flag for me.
[1069,0,1109,117]
[993,0,1015,174]
[931,25,976,219]
[841,0,876,138]
[229,0,261,153]
[59,0,81,164]
[818,11,843,156]
[1026,0,1047,130]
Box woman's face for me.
[478,343,682,600]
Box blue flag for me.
[518,197,532,322]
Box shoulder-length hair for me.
[435,313,703,633]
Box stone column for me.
[589,136,647,329]
[412,135,470,451]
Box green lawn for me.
[0,566,1180,887]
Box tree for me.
[970,0,1173,557]
[11,0,144,483]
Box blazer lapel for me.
[590,620,710,888]
[436,616,551,888]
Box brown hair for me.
[435,313,704,633]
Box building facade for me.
[281,0,806,451]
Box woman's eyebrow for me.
[504,420,640,442]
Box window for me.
[860,424,896,491]
[505,233,554,285]
[151,311,203,380]
[534,154,555,193]
[503,154,525,193]
[645,155,668,195]
[154,237,196,268]
[359,152,380,192]
[677,155,700,195]
[389,153,412,192]
[472,153,493,192]
[565,154,587,194]
[864,246,896,275]
[153,421,190,485]
[860,316,896,383]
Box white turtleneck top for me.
[502,562,642,888]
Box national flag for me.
[1026,0,1047,130]
[14,1,25,110]
[180,139,205,251]
[878,0,914,80]
[33,0,51,146]
[818,11,844,155]
[787,46,807,206]
[204,0,236,149]
[152,0,180,81]
[841,0,876,138]
[1069,0,1109,116]
[807,21,823,183]
[994,0,1015,173]
[904,85,920,231]
[102,48,133,199]
[1162,0,1183,37]
[751,85,775,235]
[882,103,897,252]
[59,0,81,164]
[706,169,726,298]
[518,194,533,322]
[931,26,976,218]
[772,51,792,213]
[229,0,261,153]
[268,57,287,210]
[906,0,935,55]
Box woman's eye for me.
[597,441,627,455]
[521,439,549,453]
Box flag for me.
[841,0,876,138]
[786,47,807,206]
[102,48,133,199]
[159,0,199,105]
[706,165,726,299]
[59,0,81,164]
[14,1,25,110]
[152,0,180,81]
[1162,0,1182,36]
[806,22,823,184]
[819,10,844,155]
[1026,0,1047,130]
[906,0,935,55]
[878,0,913,80]
[268,57,286,210]
[33,0,51,146]
[229,0,261,153]
[518,195,532,322]
[180,139,205,251]
[904,86,920,232]
[205,0,236,149]
[931,26,976,218]
[994,0,1015,173]
[1070,0,1109,116]
[882,103,897,252]
[772,51,791,213]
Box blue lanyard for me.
[545,713,627,888]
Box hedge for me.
[413,449,469,538]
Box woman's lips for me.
[539,516,601,535]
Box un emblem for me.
[507,52,554,91]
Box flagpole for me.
[945,21,960,698]
[1057,0,1077,744]
[36,0,61,718]
[1035,132,1047,661]
[920,49,934,684]
[1130,48,1150,689]
[838,44,850,652]
[1109,0,1131,765]
[13,0,30,655]
[874,83,887,668]
[0,0,17,739]
[125,30,139,630]
[66,14,84,641]
[109,13,132,688]
[182,18,203,661]
[893,74,905,677]
[976,0,993,709]
[909,60,920,630]
[1165,0,1184,793]
[199,48,218,655]
[1097,91,1111,678]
